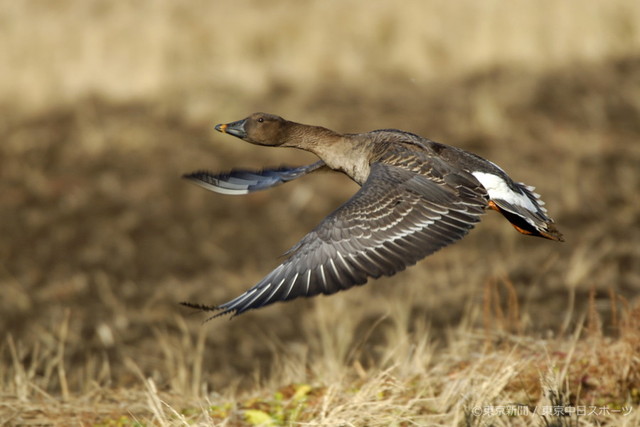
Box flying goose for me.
[183,113,563,319]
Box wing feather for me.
[196,160,489,318]
[183,161,325,195]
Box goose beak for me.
[215,119,247,139]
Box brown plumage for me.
[182,112,563,319]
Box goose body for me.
[183,113,563,318]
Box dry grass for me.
[2,1,640,425]
[2,297,640,425]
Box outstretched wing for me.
[183,161,326,195]
[187,160,489,319]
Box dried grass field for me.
[1,1,640,425]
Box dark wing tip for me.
[179,301,217,311]
[182,171,227,188]
[180,301,237,321]
[182,170,209,180]
[541,223,565,242]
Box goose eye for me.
[257,118,264,123]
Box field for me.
[1,1,640,425]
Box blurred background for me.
[1,0,639,394]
